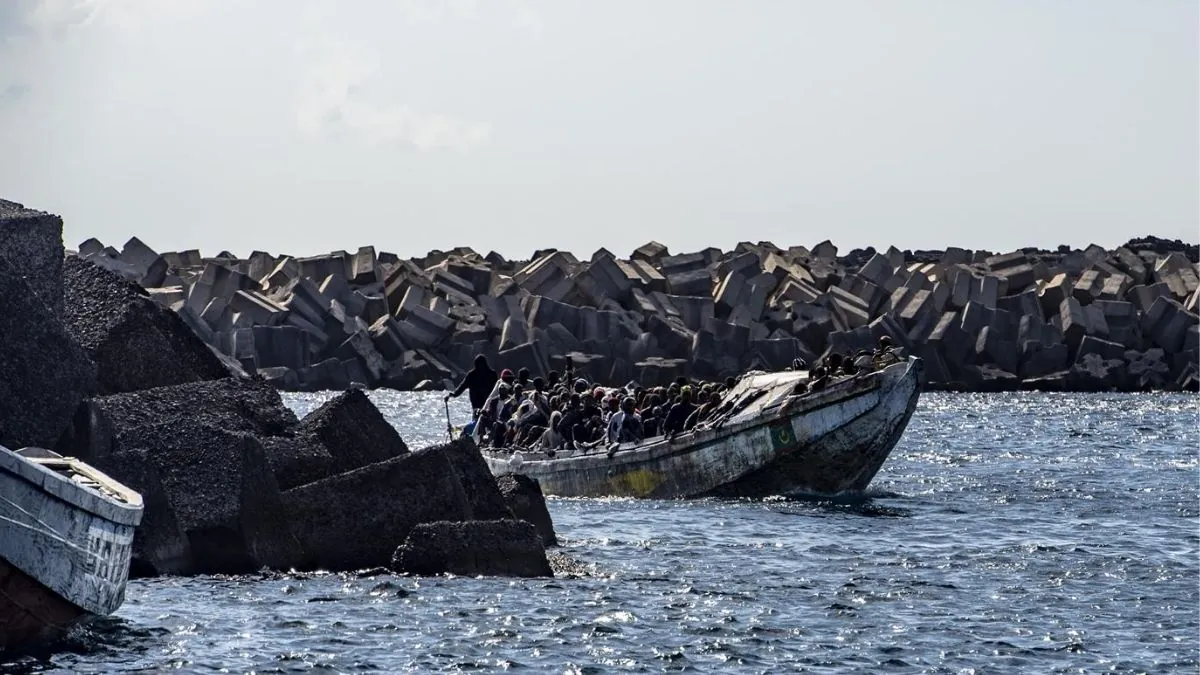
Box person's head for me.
[828,352,844,368]
[674,376,689,388]
[533,377,545,392]
[593,386,605,401]
[474,354,489,369]
[621,396,636,413]
[500,369,515,384]
[725,376,737,390]
[550,410,562,425]
[605,396,619,411]
[583,392,596,406]
[680,389,692,404]
[709,392,722,406]
[879,335,893,349]
[513,384,524,399]
[517,368,531,384]
[574,378,589,393]
[547,371,560,387]
[651,405,663,418]
[569,393,581,408]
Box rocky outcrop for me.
[73,236,1200,392]
[390,520,553,578]
[0,237,95,450]
[282,439,513,572]
[1,196,562,582]
[62,256,236,394]
[106,421,302,575]
[496,474,558,547]
[0,199,66,319]
[289,389,409,475]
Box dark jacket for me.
[451,356,499,410]
[663,401,696,435]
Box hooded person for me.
[536,410,565,452]
[446,354,499,411]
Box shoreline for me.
[76,234,1199,394]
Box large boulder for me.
[104,420,303,575]
[282,438,512,572]
[390,520,552,578]
[297,390,408,471]
[56,376,300,467]
[0,255,96,449]
[265,389,410,491]
[0,199,65,319]
[62,255,234,394]
[495,474,558,547]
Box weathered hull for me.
[484,356,922,499]
[0,446,143,650]
[0,558,87,651]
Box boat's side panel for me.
[0,468,135,616]
[0,557,86,651]
[706,356,922,497]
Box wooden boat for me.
[482,355,922,499]
[0,445,143,651]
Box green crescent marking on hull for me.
[769,421,797,453]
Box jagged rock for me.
[0,199,66,319]
[0,259,98,449]
[56,376,300,471]
[390,520,552,578]
[99,420,302,575]
[282,438,511,571]
[1068,354,1125,391]
[495,474,557,547]
[292,389,408,473]
[63,256,234,394]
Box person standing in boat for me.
[445,355,499,413]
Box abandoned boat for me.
[0,445,143,651]
[482,354,923,499]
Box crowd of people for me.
[445,337,902,455]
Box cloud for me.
[293,34,491,152]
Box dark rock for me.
[390,520,552,578]
[0,199,65,319]
[105,420,303,575]
[282,438,512,572]
[56,376,300,466]
[0,255,96,449]
[62,256,234,394]
[293,389,408,473]
[1068,354,1125,391]
[495,474,557,547]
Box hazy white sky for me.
[1,0,1196,261]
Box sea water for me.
[5,392,1197,674]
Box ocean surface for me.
[3,391,1197,674]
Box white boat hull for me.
[0,445,143,649]
[484,356,922,499]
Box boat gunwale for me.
[0,446,143,527]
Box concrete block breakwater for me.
[79,233,1198,393]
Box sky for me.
[1,0,1196,261]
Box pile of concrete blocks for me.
[2,196,560,580]
[73,233,1200,392]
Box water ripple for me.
[2,392,1195,674]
